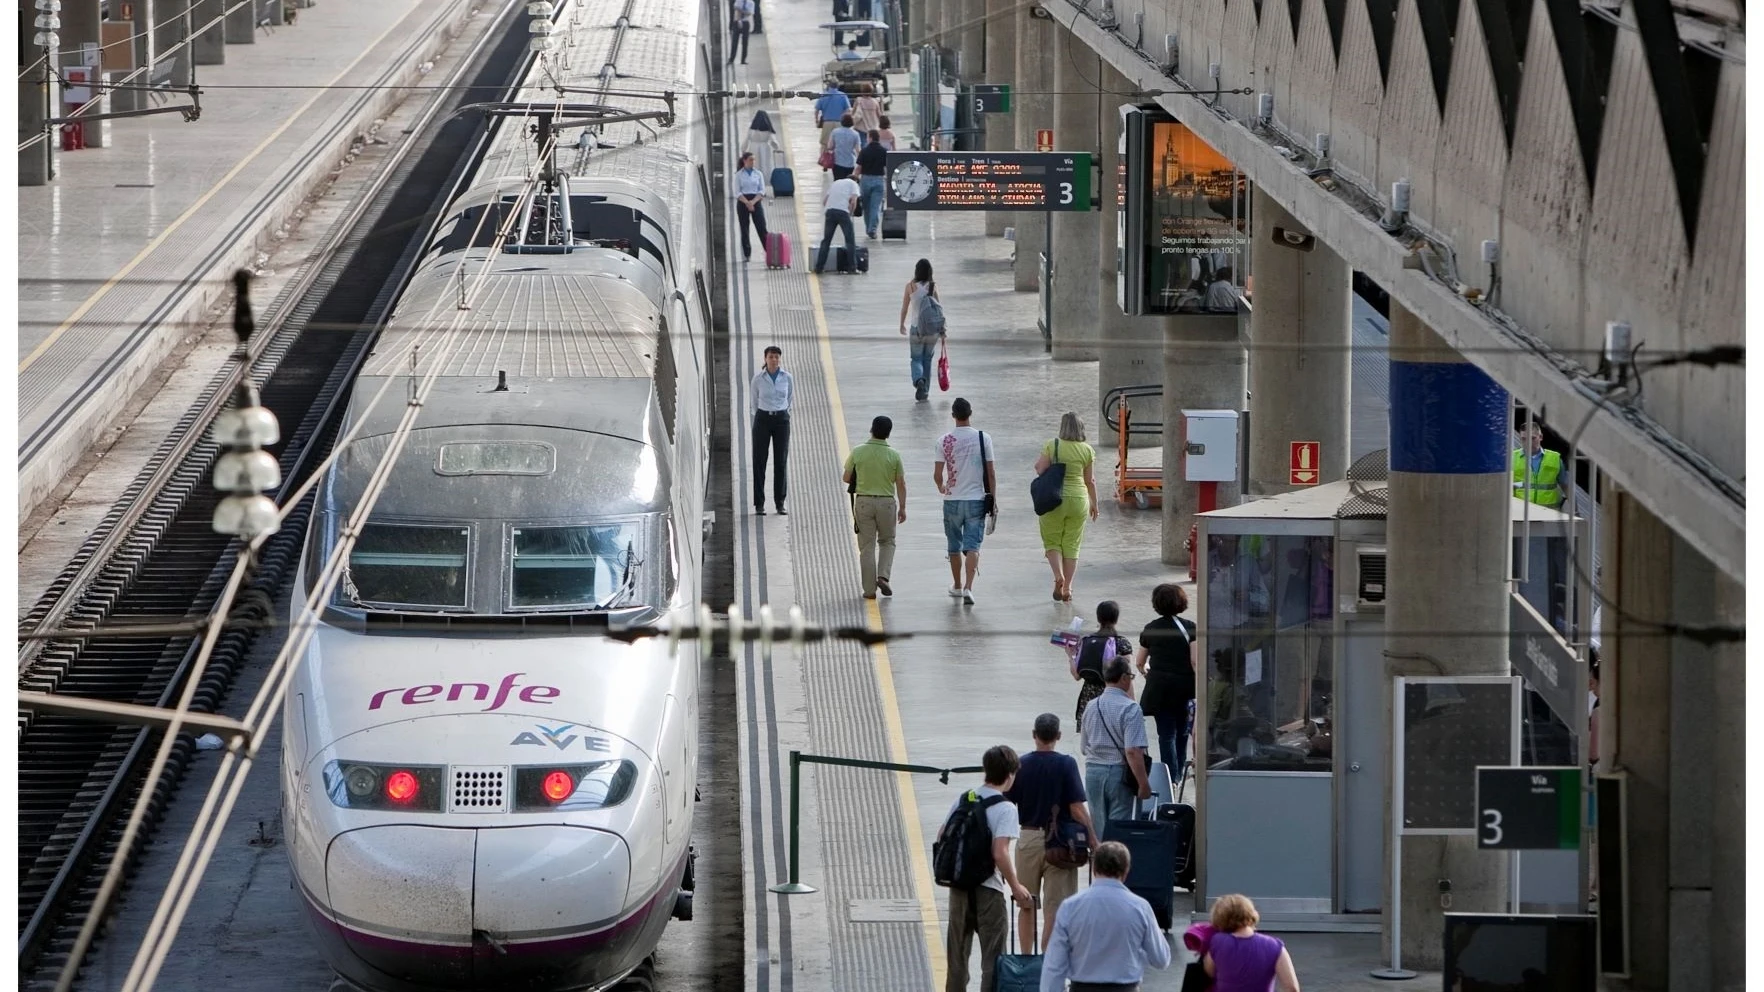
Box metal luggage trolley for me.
[1103,384,1164,509]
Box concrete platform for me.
[16,0,488,519]
[730,3,1433,989]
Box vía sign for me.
[369,672,559,712]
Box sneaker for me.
[948,586,964,598]
[962,587,976,605]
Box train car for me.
[278,0,717,987]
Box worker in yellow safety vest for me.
[1512,423,1564,507]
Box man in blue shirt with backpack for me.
[935,746,1033,991]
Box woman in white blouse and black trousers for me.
[734,152,771,262]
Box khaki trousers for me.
[946,884,1008,992]
[853,495,897,595]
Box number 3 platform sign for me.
[1476,766,1582,850]
[883,151,1093,212]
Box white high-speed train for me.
[279,0,716,987]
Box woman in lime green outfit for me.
[1033,412,1099,602]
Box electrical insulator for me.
[527,0,555,14]
[211,382,282,539]
[529,18,554,34]
[529,34,555,52]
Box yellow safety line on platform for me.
[18,0,437,374]
[772,75,947,991]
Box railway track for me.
[15,2,539,983]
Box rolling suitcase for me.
[881,206,907,240]
[770,166,795,196]
[994,922,1042,992]
[1156,802,1198,891]
[765,232,792,269]
[835,244,869,273]
[1106,817,1178,931]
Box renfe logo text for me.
[369,672,559,712]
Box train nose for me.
[472,825,631,937]
[321,826,631,989]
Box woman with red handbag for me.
[897,258,946,402]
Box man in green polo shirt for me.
[843,415,908,599]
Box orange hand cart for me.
[1102,385,1163,510]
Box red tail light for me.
[385,769,420,804]
[541,770,575,803]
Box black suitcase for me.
[1156,802,1197,891]
[835,245,869,273]
[881,207,907,241]
[1105,818,1177,931]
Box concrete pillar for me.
[981,0,1013,236]
[1602,487,1745,992]
[61,0,102,58]
[19,73,52,186]
[111,0,156,113]
[1383,301,1511,968]
[192,0,226,64]
[1010,2,1054,292]
[1159,315,1245,564]
[1049,32,1099,361]
[1246,188,1351,493]
[956,0,984,81]
[157,1,192,89]
[919,0,942,51]
[225,0,258,44]
[60,0,106,148]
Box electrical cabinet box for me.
[1182,409,1239,482]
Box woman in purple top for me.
[1204,894,1302,992]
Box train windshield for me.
[509,521,644,610]
[345,524,472,610]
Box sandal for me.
[1052,579,1064,602]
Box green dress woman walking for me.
[1033,412,1098,602]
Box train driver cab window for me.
[344,524,471,610]
[1205,533,1335,773]
[509,522,644,610]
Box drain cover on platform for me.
[847,898,922,922]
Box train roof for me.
[363,254,661,381]
[343,377,662,440]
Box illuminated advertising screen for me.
[1118,106,1251,315]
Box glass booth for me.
[1192,482,1582,925]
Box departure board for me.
[883,152,1094,212]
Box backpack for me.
[932,791,1007,890]
[918,285,947,336]
[1074,634,1127,687]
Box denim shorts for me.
[942,499,987,553]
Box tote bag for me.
[1030,439,1066,516]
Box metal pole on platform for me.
[769,750,816,894]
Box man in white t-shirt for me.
[932,397,996,605]
[941,745,1031,992]
[812,175,861,274]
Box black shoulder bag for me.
[1030,439,1066,516]
[1097,694,1145,798]
[978,430,995,519]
